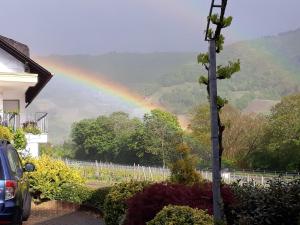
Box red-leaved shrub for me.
[124,182,235,225]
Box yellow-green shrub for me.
[170,143,203,185]
[147,205,213,225]
[26,156,85,202]
[103,181,150,225]
[13,128,27,152]
[0,126,13,141]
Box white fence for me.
[64,159,300,186]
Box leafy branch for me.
[197,8,241,166]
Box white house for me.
[0,35,52,157]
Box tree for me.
[189,105,211,152]
[221,106,266,168]
[249,94,300,171]
[71,111,164,165]
[190,105,265,168]
[71,117,117,161]
[170,143,203,185]
[144,109,183,167]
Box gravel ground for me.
[23,201,105,225]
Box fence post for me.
[95,160,99,178]
[149,167,153,181]
[261,176,264,186]
[142,166,146,180]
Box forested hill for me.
[30,28,300,143]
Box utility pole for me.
[204,0,229,223]
[208,39,222,221]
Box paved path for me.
[24,201,105,225]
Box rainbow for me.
[35,57,160,113]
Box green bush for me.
[0,126,13,141]
[54,183,91,204]
[47,183,111,213]
[147,205,213,225]
[231,178,300,225]
[103,181,150,225]
[83,186,111,211]
[25,156,85,202]
[170,143,203,185]
[13,128,27,153]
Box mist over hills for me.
[29,29,300,143]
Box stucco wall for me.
[0,48,25,73]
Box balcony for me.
[2,112,48,134]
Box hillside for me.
[29,29,300,143]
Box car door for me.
[6,146,25,204]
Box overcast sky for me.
[0,0,299,55]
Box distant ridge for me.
[243,99,279,114]
[30,28,300,143]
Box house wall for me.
[25,134,48,157]
[0,48,25,73]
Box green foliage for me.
[217,96,228,110]
[199,75,208,85]
[54,183,91,204]
[25,156,85,202]
[210,14,233,29]
[40,142,75,159]
[71,111,174,165]
[197,53,209,66]
[217,60,241,80]
[189,105,211,152]
[103,181,150,225]
[170,143,203,185]
[231,178,300,225]
[249,94,300,171]
[0,125,13,141]
[13,128,27,152]
[144,109,183,167]
[190,105,267,169]
[72,116,117,160]
[147,205,213,225]
[216,34,225,52]
[47,183,111,213]
[83,187,112,212]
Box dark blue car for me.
[0,140,35,225]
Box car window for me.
[7,147,22,177]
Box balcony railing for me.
[2,112,48,134]
[2,113,20,130]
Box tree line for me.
[190,93,300,171]
[44,93,300,171]
[69,110,192,166]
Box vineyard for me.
[64,159,300,187]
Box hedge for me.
[147,205,213,225]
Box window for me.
[3,100,20,114]
[7,147,22,177]
[3,100,20,128]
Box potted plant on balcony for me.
[23,121,41,135]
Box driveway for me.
[24,201,105,225]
